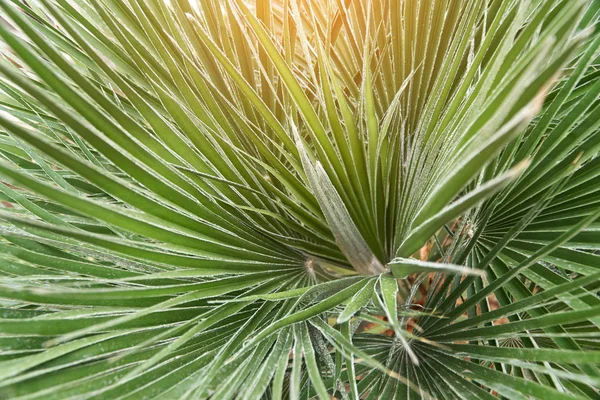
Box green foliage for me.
[0,0,598,398]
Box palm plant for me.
[0,0,598,398]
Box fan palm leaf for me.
[0,0,598,398]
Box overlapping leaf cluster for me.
[0,0,598,398]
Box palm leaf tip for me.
[0,0,598,398]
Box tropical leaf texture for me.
[0,0,598,398]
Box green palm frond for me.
[0,0,598,398]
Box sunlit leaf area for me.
[0,0,599,398]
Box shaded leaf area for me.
[0,0,598,398]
